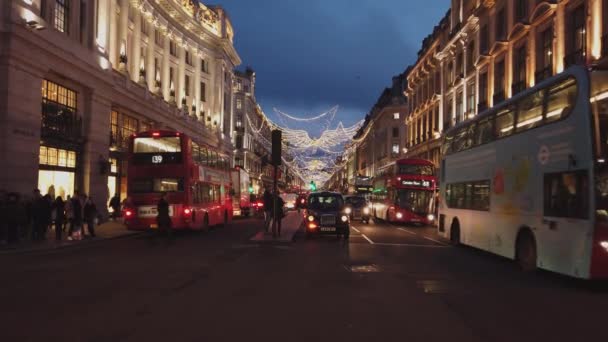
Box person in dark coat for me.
[263,189,273,232]
[53,196,65,241]
[69,193,83,240]
[83,197,97,238]
[272,192,285,237]
[30,189,45,241]
[42,194,53,239]
[157,193,172,238]
[109,194,121,220]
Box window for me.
[513,44,527,94]
[496,8,506,40]
[445,96,453,129]
[467,41,475,74]
[494,59,505,95]
[392,143,400,155]
[130,178,184,193]
[495,107,514,137]
[456,52,463,77]
[236,98,242,110]
[39,146,77,168]
[544,171,589,219]
[41,80,78,137]
[393,113,400,120]
[467,82,476,116]
[54,0,70,33]
[122,114,138,142]
[185,75,190,97]
[474,116,494,146]
[546,77,576,123]
[516,90,544,132]
[155,30,163,46]
[392,127,399,138]
[201,59,207,73]
[169,67,174,90]
[456,90,463,123]
[571,5,586,53]
[479,72,488,109]
[185,51,192,66]
[141,16,148,36]
[79,0,86,43]
[446,180,490,211]
[480,24,489,54]
[539,27,553,72]
[200,82,206,102]
[170,40,177,57]
[447,62,454,86]
[515,0,528,23]
[133,137,181,153]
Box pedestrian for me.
[30,189,46,241]
[5,192,26,244]
[65,195,73,234]
[157,193,172,238]
[109,194,121,220]
[263,188,273,232]
[42,194,53,238]
[69,192,83,241]
[84,196,97,238]
[53,196,65,241]
[273,192,285,237]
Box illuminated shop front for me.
[38,146,77,198]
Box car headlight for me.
[344,207,352,214]
[396,212,403,219]
[363,207,370,215]
[307,215,315,222]
[427,214,435,221]
[341,215,348,222]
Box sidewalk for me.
[0,220,139,255]
[250,211,304,243]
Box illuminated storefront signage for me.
[401,179,432,188]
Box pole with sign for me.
[271,129,282,238]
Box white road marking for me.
[351,226,361,233]
[421,236,449,246]
[397,227,416,235]
[361,234,375,245]
[373,242,449,248]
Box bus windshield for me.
[396,189,433,215]
[134,137,181,153]
[398,164,434,175]
[130,178,184,193]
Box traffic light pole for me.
[272,164,278,238]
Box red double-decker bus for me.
[371,158,437,225]
[123,130,233,231]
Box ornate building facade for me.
[2,0,240,213]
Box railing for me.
[564,48,585,68]
[511,80,526,95]
[493,90,505,105]
[41,104,82,144]
[534,65,552,83]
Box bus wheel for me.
[450,220,461,246]
[516,230,537,272]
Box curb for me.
[0,231,145,256]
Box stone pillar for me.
[438,60,444,132]
[108,0,118,66]
[529,26,536,87]
[146,17,155,90]
[95,0,111,60]
[162,32,170,101]
[82,93,112,219]
[195,52,201,117]
[555,3,566,73]
[590,0,602,60]
[132,9,142,82]
[0,61,45,196]
[178,43,186,108]
[118,0,129,65]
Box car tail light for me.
[308,223,317,229]
[257,202,264,207]
[152,132,161,137]
[184,208,192,215]
[124,210,133,218]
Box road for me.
[1,214,607,341]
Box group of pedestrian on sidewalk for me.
[262,188,285,237]
[0,188,99,245]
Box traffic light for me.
[309,181,317,191]
[248,185,254,194]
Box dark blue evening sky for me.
[215,0,449,133]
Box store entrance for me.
[38,169,75,199]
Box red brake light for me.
[125,210,133,217]
[257,202,264,207]
[184,208,191,215]
[152,132,160,137]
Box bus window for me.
[442,134,453,155]
[471,181,490,211]
[495,108,514,138]
[193,144,201,164]
[516,90,544,132]
[201,184,211,203]
[546,78,576,123]
[210,152,218,167]
[543,171,589,219]
[201,147,208,166]
[475,117,494,146]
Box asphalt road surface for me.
[1,215,608,341]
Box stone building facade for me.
[1,0,240,214]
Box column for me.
[117,0,129,67]
[108,0,118,66]
[82,93,112,219]
[95,0,111,56]
[555,3,566,73]
[162,31,170,101]
[438,60,444,132]
[590,0,602,60]
[194,51,202,117]
[146,17,155,90]
[131,9,142,82]
[178,44,186,108]
[462,43,468,118]
[529,26,536,87]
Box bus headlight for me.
[341,215,348,222]
[363,207,370,215]
[427,214,435,222]
[396,212,403,219]
[307,215,315,222]
[344,207,352,214]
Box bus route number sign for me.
[402,180,432,188]
[152,155,163,164]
